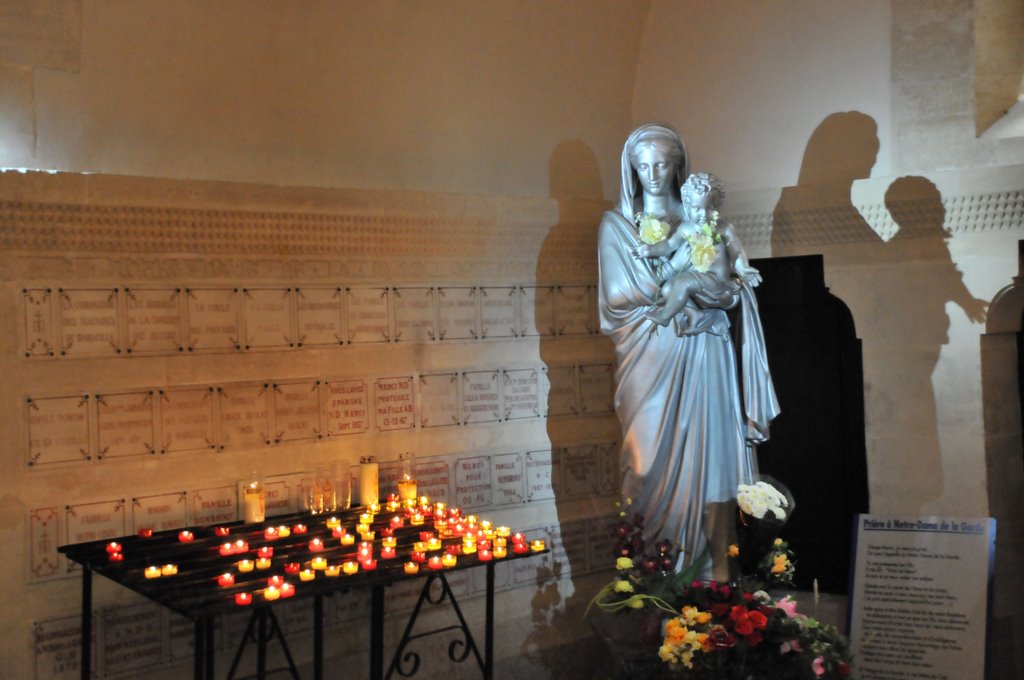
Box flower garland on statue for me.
[635,211,722,281]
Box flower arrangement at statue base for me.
[588,481,853,679]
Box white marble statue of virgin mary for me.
[597,123,779,580]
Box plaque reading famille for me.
[492,452,525,506]
[393,287,436,343]
[461,370,501,425]
[562,445,600,498]
[543,365,578,416]
[23,288,55,358]
[125,288,182,354]
[479,287,518,339]
[34,615,91,680]
[65,499,126,549]
[418,373,459,428]
[59,288,120,357]
[243,287,293,350]
[598,442,620,495]
[272,380,321,443]
[503,368,541,420]
[191,486,237,526]
[437,287,478,340]
[526,450,556,502]
[102,604,165,676]
[518,286,555,337]
[555,285,594,335]
[27,395,92,466]
[375,376,415,431]
[160,387,215,454]
[296,287,344,347]
[28,506,63,582]
[347,287,390,343]
[218,383,270,448]
[578,363,615,415]
[132,491,188,533]
[323,379,371,436]
[186,288,240,351]
[547,520,590,578]
[96,391,155,459]
[415,458,451,504]
[453,455,492,509]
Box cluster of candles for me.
[120,493,545,606]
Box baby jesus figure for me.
[632,172,761,332]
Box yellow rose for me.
[616,557,634,571]
[727,544,739,558]
[613,579,634,593]
[628,597,645,609]
[637,214,669,245]
[774,538,783,547]
[687,232,716,272]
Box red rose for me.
[747,610,768,629]
[733,617,754,636]
[707,626,736,649]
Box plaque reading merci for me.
[848,513,995,680]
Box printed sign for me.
[323,379,371,436]
[393,287,435,342]
[519,286,555,337]
[59,288,120,357]
[186,288,240,351]
[437,287,477,340]
[503,368,541,420]
[556,285,593,335]
[22,288,55,357]
[418,373,459,428]
[160,387,216,454]
[272,380,321,442]
[296,287,344,347]
[243,287,293,350]
[461,370,501,425]
[453,455,492,509]
[375,376,415,431]
[479,286,517,339]
[96,391,155,459]
[347,287,390,343]
[125,288,182,354]
[218,383,270,448]
[26,395,91,466]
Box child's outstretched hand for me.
[736,262,762,287]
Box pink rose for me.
[812,655,826,676]
[775,595,799,618]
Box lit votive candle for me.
[108,552,124,563]
[309,538,324,552]
[263,586,281,601]
[411,550,427,563]
[419,531,434,542]
[483,529,496,541]
[356,523,370,534]
[441,553,457,568]
[324,564,341,577]
[238,559,255,573]
[494,537,507,548]
[427,537,442,551]
[264,526,279,540]
[343,561,359,575]
[277,525,291,538]
[234,539,249,554]
[144,566,161,579]
[466,515,478,528]
[389,515,404,530]
[257,546,274,559]
[220,542,235,556]
[404,562,419,575]
[462,542,477,555]
[340,533,355,547]
[280,582,296,598]
[255,557,272,570]
[413,541,427,553]
[359,513,373,525]
[137,527,153,538]
[161,564,179,576]
[325,516,341,530]
[360,530,376,541]
[382,536,397,549]
[478,549,493,562]
[380,546,397,560]
[311,556,328,570]
[480,520,493,531]
[268,575,284,588]
[368,502,381,514]
[106,541,122,554]
[284,562,301,574]
[381,526,394,537]
[214,526,230,537]
[434,502,446,517]
[218,573,235,587]
[435,519,449,536]
[410,513,425,526]
[292,523,308,535]
[235,592,252,606]
[496,526,511,538]
[493,546,507,559]
[387,499,402,512]
[446,544,462,555]
[449,507,461,520]
[428,556,444,571]
[512,533,526,544]
[362,559,378,571]
[513,542,529,554]
[299,569,316,582]
[531,539,546,552]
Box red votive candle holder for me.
[178,530,194,543]
[428,556,444,571]
[264,527,279,540]
[478,549,493,562]
[218,573,235,587]
[446,544,462,555]
[283,562,301,574]
[419,531,434,542]
[362,559,378,571]
[268,575,284,588]
[219,542,235,557]
[309,538,324,552]
[513,542,529,554]
[292,523,308,535]
[108,552,124,563]
[411,551,426,563]
[233,539,249,554]
[280,582,296,598]
[106,542,122,554]
[380,547,397,560]
[137,528,153,538]
[214,526,230,537]
[234,592,252,606]
[389,516,404,530]
[257,546,274,559]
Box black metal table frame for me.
[75,553,501,680]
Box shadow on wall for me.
[522,139,612,675]
[771,112,986,513]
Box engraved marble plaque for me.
[96,391,155,459]
[526,450,556,502]
[555,285,594,335]
[378,460,404,498]
[453,455,492,509]
[503,368,541,420]
[59,288,120,357]
[384,579,423,614]
[132,492,188,532]
[275,598,315,635]
[347,287,390,343]
[415,458,450,504]
[186,288,240,351]
[192,486,237,525]
[34,615,92,680]
[562,445,600,497]
[393,287,435,342]
[543,365,578,416]
[375,376,415,431]
[598,442,620,495]
[218,383,270,448]
[492,452,525,506]
[461,370,501,425]
[168,614,209,663]
[264,477,297,517]
[334,590,372,624]
[27,395,91,466]
[296,287,344,347]
[437,287,477,340]
[28,506,62,582]
[243,287,293,350]
[272,380,321,443]
[65,499,126,546]
[418,373,459,428]
[23,288,55,358]
[102,603,165,676]
[125,287,182,354]
[519,285,556,337]
[160,387,216,454]
[548,520,589,577]
[579,363,614,415]
[479,286,518,339]
[323,379,371,436]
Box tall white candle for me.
[359,457,379,506]
[242,479,265,523]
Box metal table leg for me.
[80,564,91,680]
[314,594,324,680]
[485,562,495,680]
[371,585,385,680]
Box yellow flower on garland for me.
[686,231,716,272]
[613,579,634,593]
[615,557,634,571]
[636,213,670,245]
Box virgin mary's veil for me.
[618,123,690,219]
